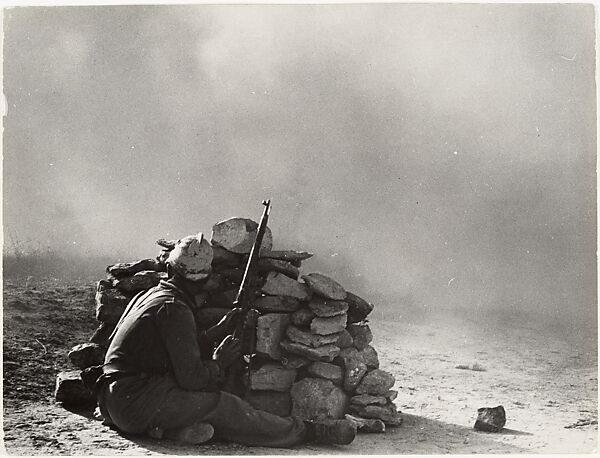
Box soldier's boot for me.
[148,423,215,445]
[305,419,357,445]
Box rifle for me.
[226,199,271,393]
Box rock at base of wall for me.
[345,291,374,323]
[249,363,297,392]
[474,406,506,432]
[347,323,373,350]
[301,273,347,300]
[307,362,344,385]
[245,391,292,417]
[349,404,403,426]
[345,414,386,433]
[68,343,105,370]
[286,325,340,348]
[280,340,340,362]
[310,314,347,335]
[291,378,348,420]
[291,308,315,326]
[261,272,311,301]
[256,313,291,360]
[254,296,302,313]
[356,369,395,396]
[55,371,96,405]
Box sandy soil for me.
[2,278,597,455]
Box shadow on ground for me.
[66,408,531,455]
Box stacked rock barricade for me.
[57,216,402,433]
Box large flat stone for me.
[291,308,315,326]
[55,371,96,405]
[113,270,166,293]
[291,378,348,420]
[307,362,343,385]
[308,297,348,317]
[286,325,340,348]
[257,258,300,280]
[301,273,347,300]
[262,272,311,301]
[345,291,374,323]
[254,296,302,313]
[280,340,340,362]
[211,217,273,254]
[68,343,105,370]
[245,391,292,417]
[249,363,297,392]
[310,314,347,335]
[262,251,314,262]
[256,313,291,360]
[106,259,164,278]
[356,369,396,395]
[347,323,373,350]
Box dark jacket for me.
[104,280,221,391]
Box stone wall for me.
[61,217,402,433]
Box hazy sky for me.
[3,4,596,328]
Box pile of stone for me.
[57,217,402,433]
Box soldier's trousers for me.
[99,373,307,447]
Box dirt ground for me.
[2,277,597,455]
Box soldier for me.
[93,233,356,447]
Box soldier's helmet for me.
[166,233,213,281]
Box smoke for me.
[3,5,596,332]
